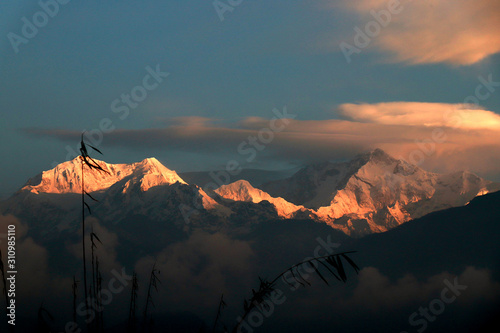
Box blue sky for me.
[1,0,499,197]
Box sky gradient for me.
[1,0,499,198]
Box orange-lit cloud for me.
[336,0,500,65]
[339,102,500,130]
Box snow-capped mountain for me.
[22,157,186,194]
[260,149,500,236]
[215,180,307,218]
[2,157,230,238]
[2,149,499,238]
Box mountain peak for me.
[355,148,397,166]
[226,179,253,189]
[215,180,259,201]
[136,157,180,176]
[21,157,186,194]
[215,180,305,218]
[140,157,161,166]
[130,157,186,191]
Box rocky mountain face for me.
[2,149,499,238]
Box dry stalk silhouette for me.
[212,294,227,333]
[72,275,79,324]
[91,228,103,332]
[95,257,104,332]
[142,262,161,332]
[79,132,109,331]
[128,271,139,333]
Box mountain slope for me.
[350,189,500,278]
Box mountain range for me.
[2,148,498,238]
[1,148,500,332]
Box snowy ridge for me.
[22,157,186,194]
[215,180,306,218]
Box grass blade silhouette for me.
[233,251,358,333]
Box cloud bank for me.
[134,231,254,314]
[346,266,500,311]
[339,102,500,130]
[23,102,500,177]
